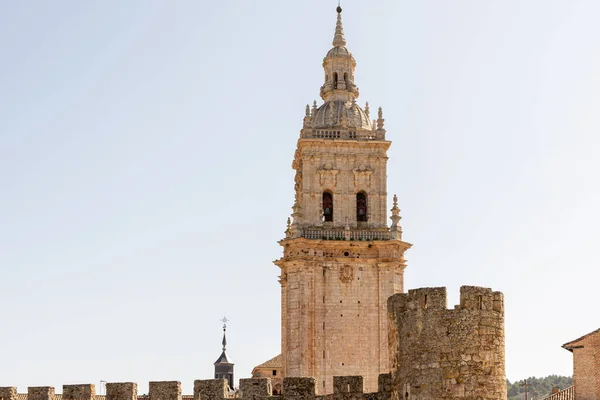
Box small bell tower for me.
[213,317,234,390]
[276,5,412,394]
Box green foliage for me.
[506,375,573,400]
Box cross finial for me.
[221,316,229,330]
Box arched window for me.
[333,72,338,89]
[357,192,368,222]
[323,192,333,222]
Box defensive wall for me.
[0,376,391,400]
[387,286,506,400]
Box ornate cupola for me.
[213,318,234,390]
[301,6,384,142]
[320,6,359,103]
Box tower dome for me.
[311,100,372,130]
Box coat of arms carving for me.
[339,265,354,283]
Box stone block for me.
[63,384,95,400]
[0,387,17,400]
[106,383,137,400]
[240,378,271,400]
[283,378,316,400]
[333,377,363,394]
[149,382,181,400]
[28,387,55,400]
[376,374,391,393]
[194,379,227,400]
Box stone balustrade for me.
[302,129,383,141]
[301,228,391,241]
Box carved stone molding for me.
[353,166,373,189]
[318,164,339,188]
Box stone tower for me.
[214,319,234,390]
[274,6,412,395]
[387,287,506,400]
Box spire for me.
[333,5,346,47]
[221,316,228,351]
[214,317,234,389]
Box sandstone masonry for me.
[276,7,411,394]
[387,286,506,400]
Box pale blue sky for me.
[1,0,599,394]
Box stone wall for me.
[63,385,95,400]
[2,377,391,400]
[387,286,506,400]
[0,387,17,400]
[276,238,409,394]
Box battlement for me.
[387,286,506,400]
[0,376,392,400]
[388,286,504,315]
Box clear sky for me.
[1,0,599,394]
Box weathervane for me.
[221,316,229,330]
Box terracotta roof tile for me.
[252,354,282,370]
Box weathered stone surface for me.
[333,377,363,394]
[106,383,137,400]
[240,378,272,400]
[388,286,506,400]
[377,374,391,394]
[63,384,95,400]
[194,379,227,400]
[149,382,181,400]
[28,387,55,400]
[283,378,316,400]
[0,387,17,400]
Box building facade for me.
[563,328,600,400]
[274,6,412,394]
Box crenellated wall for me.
[0,377,391,400]
[387,286,506,400]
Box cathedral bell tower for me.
[275,6,412,395]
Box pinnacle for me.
[332,7,346,47]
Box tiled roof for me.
[252,354,282,370]
[539,386,574,400]
[562,327,600,351]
